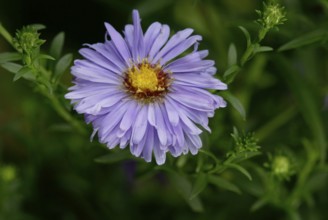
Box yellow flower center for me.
[128,63,159,93]
[124,60,171,102]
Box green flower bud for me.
[272,155,290,176]
[0,165,16,182]
[256,1,287,40]
[12,25,45,55]
[266,154,295,181]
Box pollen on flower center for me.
[128,63,159,92]
[124,60,171,102]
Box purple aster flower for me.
[65,10,227,165]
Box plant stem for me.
[39,86,87,135]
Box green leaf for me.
[223,64,241,84]
[13,66,32,81]
[190,172,208,200]
[30,24,46,31]
[160,168,203,212]
[94,151,133,164]
[50,32,65,59]
[54,53,73,78]
[220,91,246,120]
[238,26,251,47]
[254,45,273,54]
[251,197,269,211]
[37,54,55,60]
[1,62,22,73]
[225,163,252,181]
[227,43,237,66]
[207,175,241,194]
[0,52,21,63]
[278,29,328,51]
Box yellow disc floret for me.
[128,63,159,93]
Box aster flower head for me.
[65,10,227,165]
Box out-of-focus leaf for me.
[50,32,65,59]
[225,163,252,181]
[37,54,55,60]
[228,43,237,66]
[159,167,203,212]
[1,62,22,73]
[190,172,208,200]
[251,197,269,211]
[1,62,35,81]
[254,45,273,53]
[54,53,73,79]
[30,24,46,31]
[238,26,251,47]
[223,64,241,83]
[0,52,21,64]
[94,151,133,164]
[278,29,328,51]
[221,91,246,120]
[13,66,32,81]
[207,175,241,194]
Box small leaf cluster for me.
[0,23,85,134]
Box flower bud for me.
[13,26,45,55]
[0,165,16,182]
[272,155,290,176]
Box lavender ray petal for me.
[104,22,132,65]
[152,28,193,64]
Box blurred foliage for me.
[0,0,328,220]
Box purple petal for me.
[148,25,170,61]
[152,28,193,64]
[160,35,202,64]
[164,98,179,126]
[132,10,145,61]
[105,22,132,65]
[131,107,148,144]
[142,126,154,162]
[143,22,162,56]
[164,50,208,69]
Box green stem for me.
[0,23,14,47]
[287,139,318,210]
[255,106,297,141]
[39,86,87,135]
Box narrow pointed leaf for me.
[159,168,203,212]
[50,32,65,59]
[238,26,251,47]
[190,172,208,200]
[0,52,21,63]
[225,163,252,180]
[207,175,241,194]
[221,91,246,120]
[37,54,55,60]
[228,43,237,66]
[1,62,35,81]
[30,24,46,31]
[223,64,241,83]
[13,66,32,81]
[278,29,328,52]
[54,53,73,79]
[254,46,273,54]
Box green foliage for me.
[0,0,328,219]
